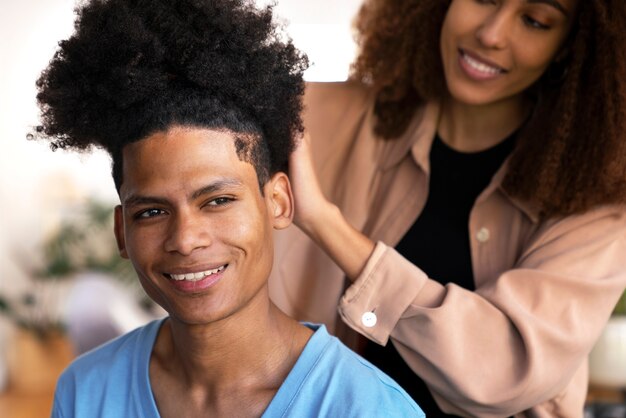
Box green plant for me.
[0,291,63,338]
[36,199,134,282]
[0,198,139,337]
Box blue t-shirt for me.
[52,319,424,418]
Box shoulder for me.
[66,321,155,375]
[526,205,626,252]
[300,325,424,417]
[323,336,423,416]
[55,320,161,401]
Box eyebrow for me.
[123,178,245,207]
[190,179,244,200]
[527,0,569,16]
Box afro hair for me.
[35,0,308,190]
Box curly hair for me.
[352,0,626,219]
[35,0,308,192]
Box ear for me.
[264,172,294,230]
[114,205,129,259]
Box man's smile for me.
[166,264,228,281]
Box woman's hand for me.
[289,132,334,235]
[288,132,376,281]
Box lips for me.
[166,265,226,281]
[163,264,228,293]
[458,48,506,80]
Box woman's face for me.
[440,0,578,107]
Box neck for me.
[153,290,310,394]
[437,92,531,152]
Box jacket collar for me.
[484,158,540,223]
[377,101,439,174]
[375,100,540,223]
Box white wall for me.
[0,0,363,294]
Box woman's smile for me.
[458,48,506,80]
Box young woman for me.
[269,0,626,416]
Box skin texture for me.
[114,126,312,418]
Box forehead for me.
[119,126,258,197]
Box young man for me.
[35,0,424,417]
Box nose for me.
[163,210,211,255]
[475,10,510,50]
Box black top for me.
[362,132,516,417]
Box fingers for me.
[292,131,311,155]
[290,132,313,175]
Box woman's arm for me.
[336,207,626,417]
[285,82,626,416]
[289,133,375,281]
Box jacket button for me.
[476,227,490,243]
[361,311,377,328]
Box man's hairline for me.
[112,124,275,197]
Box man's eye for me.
[136,208,165,219]
[208,197,234,207]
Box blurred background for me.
[0,0,624,417]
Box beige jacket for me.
[269,82,626,417]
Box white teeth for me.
[463,52,501,75]
[169,265,225,281]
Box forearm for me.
[338,207,626,416]
[298,200,375,282]
[289,129,376,281]
[341,242,625,416]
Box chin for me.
[447,85,499,106]
[158,297,237,325]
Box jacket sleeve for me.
[338,206,626,417]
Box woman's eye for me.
[523,15,550,30]
[136,208,165,219]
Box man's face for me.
[114,126,292,325]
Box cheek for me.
[124,227,161,267]
[228,213,273,269]
[441,1,478,42]
[514,30,566,70]
[513,46,558,83]
[439,5,476,72]
[232,220,272,258]
[439,20,455,77]
[521,48,549,68]
[440,10,456,53]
